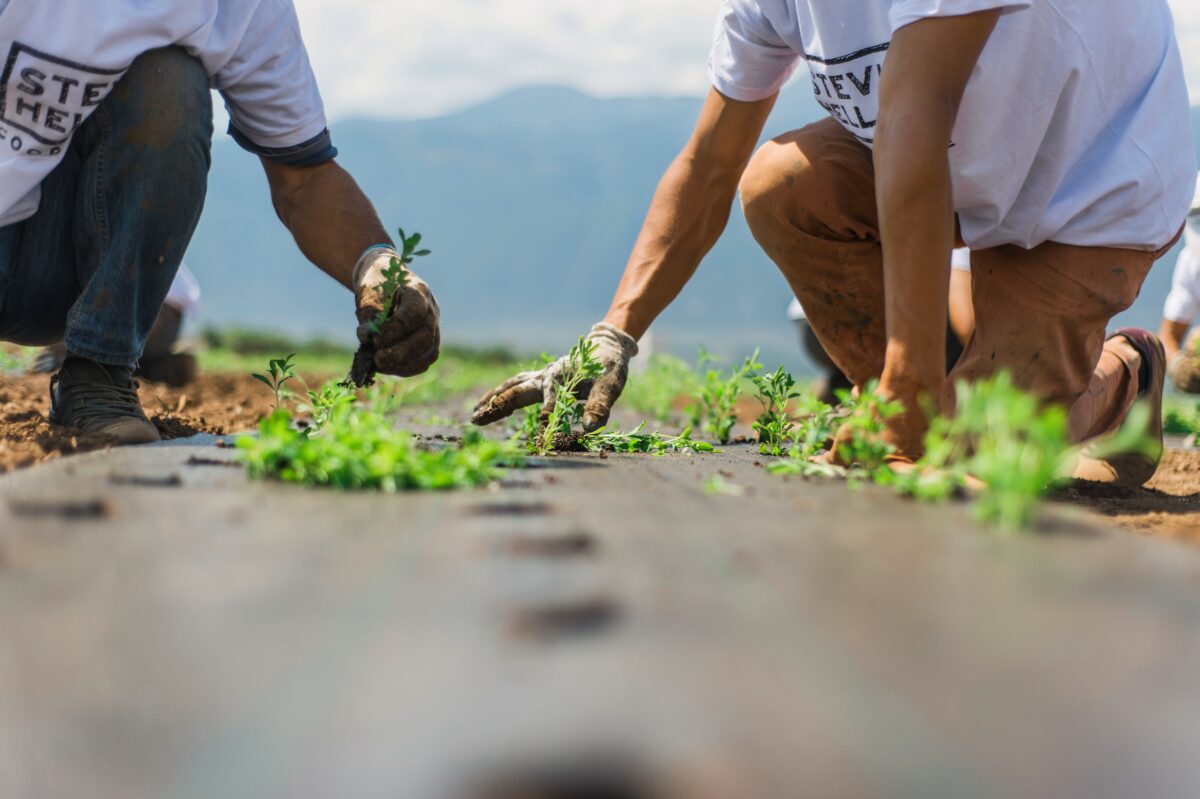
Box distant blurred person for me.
[791,248,974,404]
[33,264,201,387]
[1158,174,1200,392]
[0,1,440,445]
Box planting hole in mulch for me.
[508,596,621,642]
[109,473,183,488]
[471,501,555,518]
[9,498,112,520]
[468,752,649,799]
[505,530,597,558]
[185,456,240,468]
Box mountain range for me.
[186,85,1200,370]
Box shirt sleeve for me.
[950,247,972,272]
[890,0,1031,33]
[215,0,337,164]
[1163,238,1200,325]
[708,0,801,103]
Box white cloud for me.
[290,0,1200,120]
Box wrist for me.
[351,245,400,290]
[590,321,639,359]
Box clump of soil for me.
[0,372,278,473]
[1053,449,1200,543]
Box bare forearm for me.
[264,160,390,289]
[875,11,1000,411]
[603,154,741,339]
[600,88,774,340]
[875,111,954,400]
[1161,319,1190,359]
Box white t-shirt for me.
[711,0,1196,253]
[165,263,202,316]
[1161,176,1200,325]
[0,0,331,227]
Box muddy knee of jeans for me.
[113,47,213,154]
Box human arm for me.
[472,87,775,427]
[261,159,389,288]
[262,159,440,377]
[1160,318,1190,360]
[871,10,1001,460]
[602,87,777,339]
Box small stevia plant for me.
[243,353,523,492]
[688,349,762,445]
[752,365,801,455]
[349,228,432,387]
[581,422,714,454]
[251,353,297,410]
[533,336,605,455]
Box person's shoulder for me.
[726,0,795,27]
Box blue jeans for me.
[0,47,212,367]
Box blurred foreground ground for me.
[2,415,1200,797]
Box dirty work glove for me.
[471,323,638,430]
[353,246,441,377]
[1169,350,1200,394]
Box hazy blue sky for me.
[288,0,1200,120]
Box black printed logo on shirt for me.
[0,43,125,156]
[805,43,888,145]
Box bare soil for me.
[1054,449,1200,544]
[0,372,276,473]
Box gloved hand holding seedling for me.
[349,228,440,387]
[471,323,639,437]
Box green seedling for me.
[832,381,905,481]
[300,381,356,431]
[752,365,801,455]
[581,422,715,454]
[889,373,1072,528]
[622,354,700,424]
[1164,396,1200,436]
[703,475,746,496]
[887,372,1156,530]
[534,336,605,455]
[689,349,762,445]
[366,229,430,335]
[348,227,433,388]
[0,345,36,375]
[251,354,298,410]
[767,395,841,478]
[238,399,522,492]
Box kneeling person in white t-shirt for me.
[472,0,1194,488]
[791,248,974,404]
[1158,177,1200,393]
[0,1,440,444]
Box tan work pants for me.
[740,118,1177,444]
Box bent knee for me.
[739,139,796,227]
[740,125,877,243]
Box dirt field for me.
[0,372,274,473]
[3,370,1200,541]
